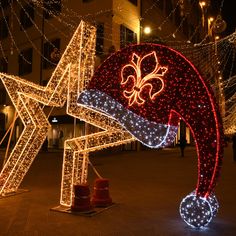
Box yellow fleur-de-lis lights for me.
[121,51,168,106]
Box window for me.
[128,0,138,6]
[189,24,194,39]
[42,78,49,86]
[96,23,104,55]
[192,31,200,44]
[0,113,6,142]
[120,25,137,48]
[20,3,34,30]
[182,18,189,37]
[18,48,33,75]
[175,5,182,26]
[43,38,60,69]
[165,0,173,17]
[158,0,164,10]
[43,0,61,19]
[0,17,9,40]
[0,89,6,105]
[1,0,10,9]
[0,57,8,73]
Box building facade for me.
[0,0,215,149]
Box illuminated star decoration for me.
[78,43,224,228]
[0,21,134,208]
[0,78,50,194]
[0,22,90,192]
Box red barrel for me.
[71,184,93,212]
[91,178,112,207]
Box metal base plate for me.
[50,203,116,217]
[0,189,29,199]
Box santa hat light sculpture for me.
[0,21,224,229]
[78,43,224,228]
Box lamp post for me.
[199,0,210,36]
[140,25,152,43]
[207,17,214,37]
[199,1,206,28]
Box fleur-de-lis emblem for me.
[121,51,168,106]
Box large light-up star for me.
[0,21,134,204]
[0,87,50,194]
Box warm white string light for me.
[171,34,236,134]
[11,1,58,65]
[180,191,219,228]
[1,0,235,66]
[0,2,31,63]
[6,0,202,55]
[0,21,134,206]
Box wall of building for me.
[0,0,142,149]
[0,0,205,148]
[141,0,185,43]
[112,0,140,50]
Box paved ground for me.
[0,144,235,236]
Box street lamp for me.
[207,17,214,37]
[199,1,206,27]
[199,1,206,8]
[143,26,151,35]
[199,0,210,34]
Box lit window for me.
[120,25,137,48]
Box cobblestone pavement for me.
[0,144,235,236]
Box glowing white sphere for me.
[179,192,219,228]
